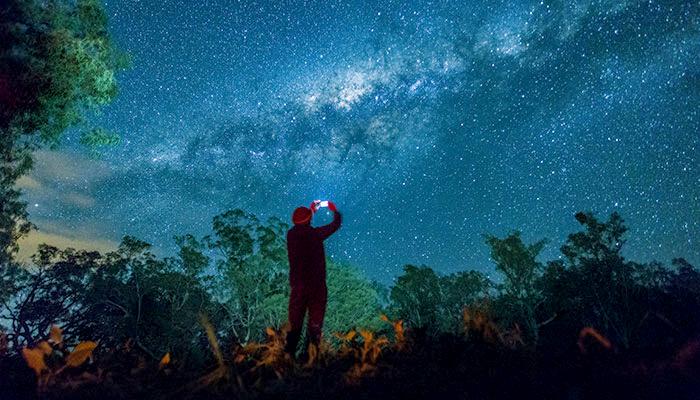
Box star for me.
[19,0,700,284]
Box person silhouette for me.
[284,201,342,358]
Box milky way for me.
[19,0,699,283]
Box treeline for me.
[1,209,698,371]
[391,212,700,357]
[0,209,382,368]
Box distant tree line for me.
[389,212,700,356]
[1,208,698,371]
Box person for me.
[284,201,342,358]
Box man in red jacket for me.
[284,201,342,358]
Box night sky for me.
[17,0,699,283]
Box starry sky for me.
[17,0,700,283]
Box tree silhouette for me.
[485,232,547,344]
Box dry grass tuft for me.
[577,327,613,354]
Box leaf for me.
[265,327,275,337]
[394,320,404,334]
[334,330,356,341]
[50,325,63,345]
[37,341,52,355]
[159,352,170,369]
[199,313,223,366]
[578,327,612,354]
[65,341,98,367]
[359,330,373,343]
[379,314,389,322]
[22,347,47,376]
[304,343,318,368]
[79,127,120,148]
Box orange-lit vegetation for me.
[19,325,99,392]
[577,327,613,354]
[12,310,512,394]
[10,308,698,400]
[6,313,377,393]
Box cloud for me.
[31,149,112,183]
[15,150,119,261]
[16,229,119,262]
[16,175,41,190]
[19,150,111,209]
[62,192,96,208]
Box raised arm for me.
[315,208,342,241]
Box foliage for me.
[20,326,98,392]
[379,313,407,350]
[541,212,654,348]
[485,231,547,344]
[79,127,121,157]
[0,207,385,375]
[85,237,217,366]
[0,237,217,369]
[389,265,491,335]
[205,209,290,343]
[173,234,210,278]
[325,262,384,335]
[341,328,390,384]
[390,265,442,332]
[0,0,127,266]
[0,0,127,143]
[0,245,101,349]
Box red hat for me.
[292,207,312,225]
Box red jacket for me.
[286,211,342,289]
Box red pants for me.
[285,285,327,355]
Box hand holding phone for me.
[310,200,336,213]
[310,200,323,213]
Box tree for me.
[553,212,649,348]
[0,245,101,349]
[0,234,219,366]
[325,262,383,335]
[173,234,210,279]
[485,232,547,344]
[206,209,290,343]
[390,265,491,335]
[561,212,627,265]
[390,265,444,334]
[441,270,492,333]
[663,258,700,343]
[0,0,126,266]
